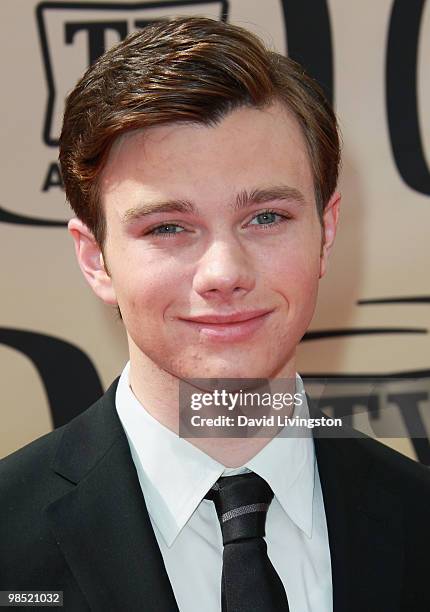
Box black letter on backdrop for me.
[280,0,334,104]
[65,20,128,65]
[0,329,103,428]
[388,392,430,465]
[387,0,430,195]
[42,162,64,192]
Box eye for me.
[147,223,186,237]
[248,209,290,228]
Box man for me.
[1,16,429,612]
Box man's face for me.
[73,101,339,380]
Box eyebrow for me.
[121,185,306,225]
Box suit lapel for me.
[313,419,404,612]
[45,379,179,612]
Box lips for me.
[178,309,274,343]
[181,309,273,325]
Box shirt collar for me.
[246,376,316,539]
[115,362,315,546]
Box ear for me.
[319,191,341,279]
[68,217,117,305]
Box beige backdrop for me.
[1,0,429,460]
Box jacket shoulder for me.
[0,377,121,523]
[0,376,121,488]
[0,426,65,494]
[354,435,430,494]
[0,378,121,587]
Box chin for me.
[174,359,274,382]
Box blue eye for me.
[149,224,185,237]
[251,211,277,225]
[249,209,289,228]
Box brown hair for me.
[59,16,340,252]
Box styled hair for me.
[59,16,340,252]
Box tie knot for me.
[205,472,274,545]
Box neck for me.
[127,339,297,467]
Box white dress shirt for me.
[115,361,332,611]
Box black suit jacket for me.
[1,377,430,611]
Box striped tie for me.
[205,472,290,612]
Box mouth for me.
[178,309,274,342]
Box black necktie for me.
[205,472,290,612]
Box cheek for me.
[268,238,321,296]
[114,249,190,323]
[123,275,168,319]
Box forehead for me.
[100,101,314,211]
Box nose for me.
[192,238,255,300]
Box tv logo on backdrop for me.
[36,0,229,151]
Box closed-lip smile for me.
[177,309,274,342]
[181,309,274,325]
